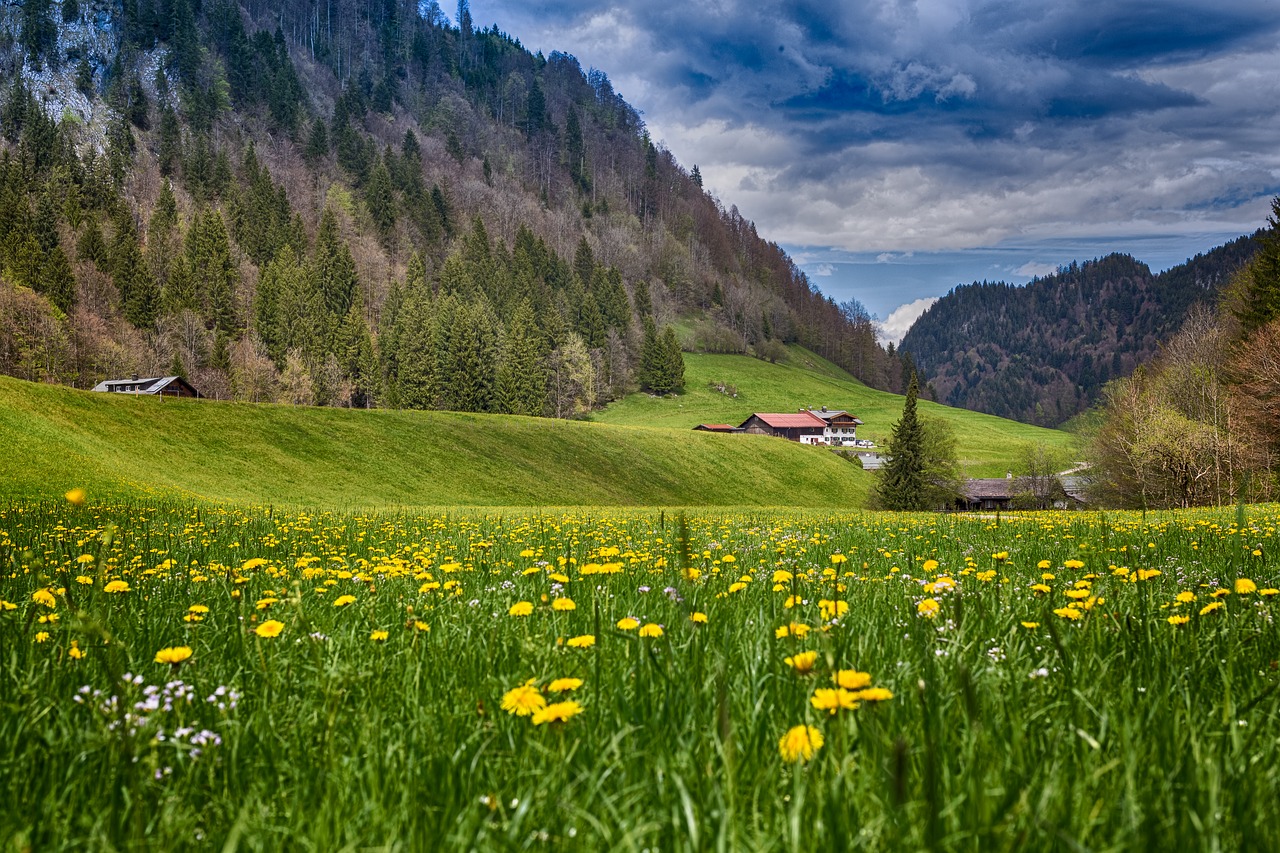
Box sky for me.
[462,0,1280,342]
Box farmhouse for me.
[805,406,864,446]
[957,476,1084,511]
[91,375,201,398]
[737,411,828,444]
[692,423,737,433]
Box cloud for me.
[1014,261,1060,278]
[471,0,1280,255]
[876,297,940,346]
[811,263,834,277]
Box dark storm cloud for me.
[469,0,1280,256]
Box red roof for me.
[748,412,827,429]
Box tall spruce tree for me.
[1233,196,1280,335]
[875,373,929,510]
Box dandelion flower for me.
[508,601,534,617]
[154,646,193,665]
[31,589,58,608]
[922,559,939,572]
[370,630,389,642]
[1175,591,1196,603]
[65,488,87,506]
[1064,559,1085,569]
[34,632,50,644]
[616,617,639,631]
[104,581,130,594]
[833,669,872,690]
[501,684,546,716]
[567,634,596,648]
[810,688,859,714]
[414,621,431,632]
[552,598,576,611]
[690,612,708,624]
[916,598,940,618]
[638,623,664,638]
[785,650,819,674]
[68,642,85,660]
[778,725,823,763]
[254,620,285,638]
[1199,601,1224,616]
[1053,606,1082,620]
[819,599,849,620]
[532,700,583,726]
[1236,578,1257,595]
[1020,621,1040,629]
[851,687,894,702]
[333,595,357,607]
[546,678,583,693]
[75,576,94,585]
[1167,615,1191,626]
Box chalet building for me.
[805,407,864,446]
[737,411,828,444]
[91,375,201,398]
[957,476,1084,511]
[693,424,738,433]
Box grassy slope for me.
[0,376,871,507]
[592,346,1078,476]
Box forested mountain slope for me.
[900,237,1257,426]
[0,0,897,418]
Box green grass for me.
[2,501,1278,850]
[593,346,1079,476]
[0,375,870,507]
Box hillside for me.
[0,375,873,506]
[900,239,1258,426]
[0,0,899,424]
[592,346,1078,476]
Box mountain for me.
[899,237,1258,426]
[0,0,898,417]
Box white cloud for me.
[1014,261,1059,277]
[876,297,940,345]
[812,263,835,276]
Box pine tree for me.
[366,155,396,240]
[637,316,665,392]
[661,325,685,390]
[496,301,548,416]
[875,373,929,510]
[40,244,77,314]
[311,207,359,321]
[1233,196,1280,335]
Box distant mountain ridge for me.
[899,235,1258,426]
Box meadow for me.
[2,497,1278,850]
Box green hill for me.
[0,376,871,507]
[592,346,1078,476]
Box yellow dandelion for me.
[811,688,859,714]
[818,599,849,620]
[690,612,708,624]
[616,617,639,630]
[501,684,547,716]
[333,595,357,607]
[1199,601,1224,616]
[916,598,940,618]
[785,650,819,674]
[32,589,58,607]
[154,646,193,665]
[833,669,872,690]
[103,581,130,594]
[567,634,596,648]
[370,630,389,642]
[65,488,87,506]
[922,559,939,572]
[552,598,576,611]
[1175,591,1196,603]
[68,642,85,660]
[1063,559,1085,569]
[1053,606,1082,620]
[1236,578,1257,595]
[1020,621,1040,629]
[34,631,50,644]
[546,678,583,693]
[254,619,285,638]
[639,623,664,638]
[532,700,583,726]
[75,554,95,564]
[850,687,894,702]
[778,725,824,763]
[1168,615,1191,626]
[508,601,534,617]
[75,576,93,585]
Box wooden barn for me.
[91,376,201,398]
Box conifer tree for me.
[874,373,928,510]
[40,244,77,314]
[496,301,548,416]
[1233,196,1280,335]
[311,207,359,321]
[366,155,396,240]
[661,325,685,390]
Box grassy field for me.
[592,347,1079,476]
[0,375,870,507]
[2,498,1277,850]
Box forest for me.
[0,0,898,416]
[901,239,1258,426]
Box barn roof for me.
[745,412,827,429]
